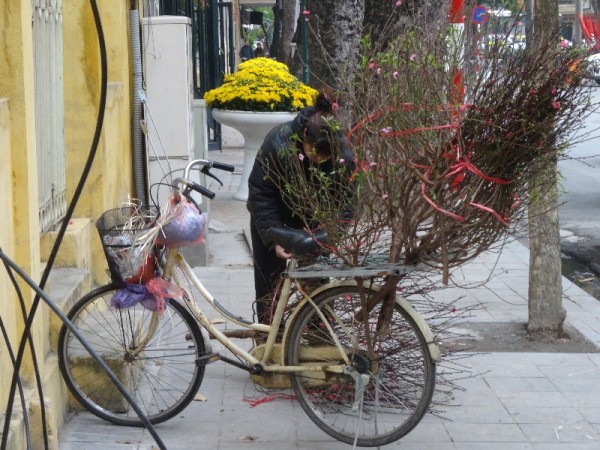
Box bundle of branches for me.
[260,11,598,339]
[268,11,595,271]
[253,9,600,405]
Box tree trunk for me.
[528,158,566,332]
[527,0,566,333]
[279,0,298,66]
[363,0,397,48]
[304,0,365,91]
[362,0,446,50]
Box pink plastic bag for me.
[144,277,185,315]
[157,197,206,248]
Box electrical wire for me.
[1,1,166,448]
[0,250,168,450]
[0,261,31,450]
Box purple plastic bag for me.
[139,295,170,312]
[111,284,153,309]
[111,280,177,313]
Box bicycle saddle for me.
[266,227,329,256]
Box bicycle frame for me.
[162,248,349,375]
[58,154,440,447]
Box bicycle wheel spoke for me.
[58,285,205,426]
[286,285,435,447]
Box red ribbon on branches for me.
[445,153,512,186]
[469,202,509,226]
[418,169,510,226]
[348,105,514,226]
[419,168,466,221]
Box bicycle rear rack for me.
[286,258,426,279]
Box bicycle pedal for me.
[197,352,220,366]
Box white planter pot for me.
[212,109,296,201]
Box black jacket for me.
[247,107,356,249]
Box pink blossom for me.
[552,101,560,110]
[511,195,521,210]
[396,0,402,6]
[392,71,399,79]
[368,61,376,69]
[382,193,389,200]
[550,88,557,96]
[529,89,536,95]
[381,127,392,134]
[332,102,340,112]
[303,10,311,15]
[339,158,345,163]
[298,154,305,161]
[410,54,416,61]
[376,67,382,75]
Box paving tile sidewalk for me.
[59,126,600,450]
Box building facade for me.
[0,1,134,447]
[559,0,595,42]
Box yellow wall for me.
[0,99,17,411]
[63,0,133,285]
[1,0,43,383]
[0,0,135,444]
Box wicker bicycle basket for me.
[96,206,159,283]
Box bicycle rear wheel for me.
[285,285,436,447]
[58,284,205,426]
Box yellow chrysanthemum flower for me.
[203,57,318,112]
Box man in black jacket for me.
[246,94,355,324]
[240,40,253,61]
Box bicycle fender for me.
[281,279,440,363]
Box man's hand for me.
[275,245,293,260]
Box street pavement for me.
[557,86,600,292]
[58,125,600,449]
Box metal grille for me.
[159,0,234,150]
[32,0,67,233]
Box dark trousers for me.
[250,220,287,323]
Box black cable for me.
[2,259,39,450]
[0,2,106,439]
[0,262,31,450]
[0,250,167,450]
[1,1,166,448]
[2,3,107,439]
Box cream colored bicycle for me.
[58,159,439,447]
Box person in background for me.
[240,39,253,61]
[246,92,355,324]
[254,42,264,58]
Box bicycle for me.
[57,158,440,447]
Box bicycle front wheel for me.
[58,284,205,426]
[285,285,436,447]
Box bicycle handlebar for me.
[181,179,216,200]
[172,159,235,200]
[183,158,235,179]
[207,160,236,173]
